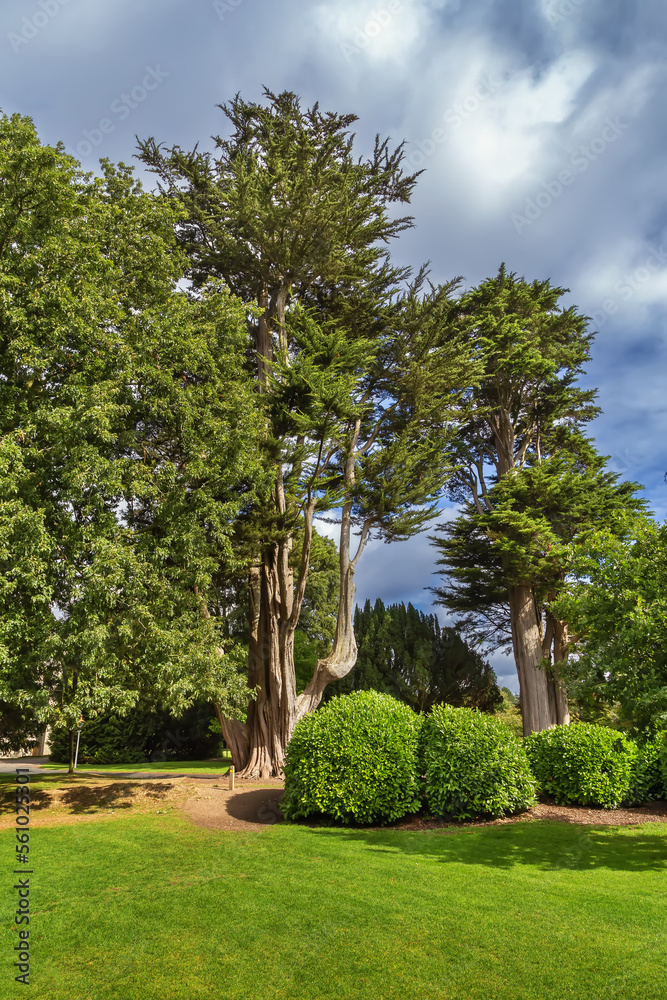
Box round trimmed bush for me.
[525,723,638,809]
[420,705,537,821]
[281,690,422,825]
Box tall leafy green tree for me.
[326,599,502,713]
[552,512,667,731]
[0,113,265,766]
[138,90,477,775]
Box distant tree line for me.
[324,599,503,714]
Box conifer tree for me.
[326,599,502,713]
[138,90,477,774]
[429,266,640,733]
[432,433,644,732]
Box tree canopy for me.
[0,111,266,758]
[137,89,480,774]
[552,512,667,732]
[430,266,642,734]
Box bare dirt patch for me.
[0,774,286,831]
[184,779,285,832]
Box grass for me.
[38,759,231,775]
[2,811,666,999]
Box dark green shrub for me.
[656,731,667,798]
[624,733,664,805]
[49,716,151,765]
[282,690,422,825]
[49,702,221,765]
[420,704,537,821]
[525,723,638,809]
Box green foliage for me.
[420,704,537,820]
[282,690,422,825]
[553,514,667,730]
[50,718,147,766]
[49,702,221,765]
[138,93,480,740]
[525,722,638,809]
[493,689,524,738]
[138,87,420,305]
[325,599,502,713]
[0,111,265,734]
[431,266,601,644]
[658,732,667,799]
[625,732,666,805]
[432,447,643,653]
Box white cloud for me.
[313,0,427,67]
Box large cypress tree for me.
[432,431,644,733]
[138,90,477,775]
[429,265,611,734]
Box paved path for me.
[0,758,61,774]
[0,758,229,779]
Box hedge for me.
[525,722,638,809]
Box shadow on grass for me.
[0,778,178,815]
[307,819,667,873]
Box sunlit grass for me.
[2,812,665,999]
[38,758,231,775]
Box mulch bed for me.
[388,798,667,832]
[186,783,667,833]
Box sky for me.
[1,0,665,692]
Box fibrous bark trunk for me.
[550,616,570,726]
[219,423,367,777]
[508,584,556,736]
[509,586,571,735]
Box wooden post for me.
[228,765,235,791]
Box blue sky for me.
[2,0,665,691]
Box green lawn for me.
[38,758,231,775]
[2,812,666,999]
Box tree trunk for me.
[550,617,570,725]
[295,540,358,719]
[234,540,298,778]
[296,438,366,720]
[508,584,558,736]
[221,426,368,777]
